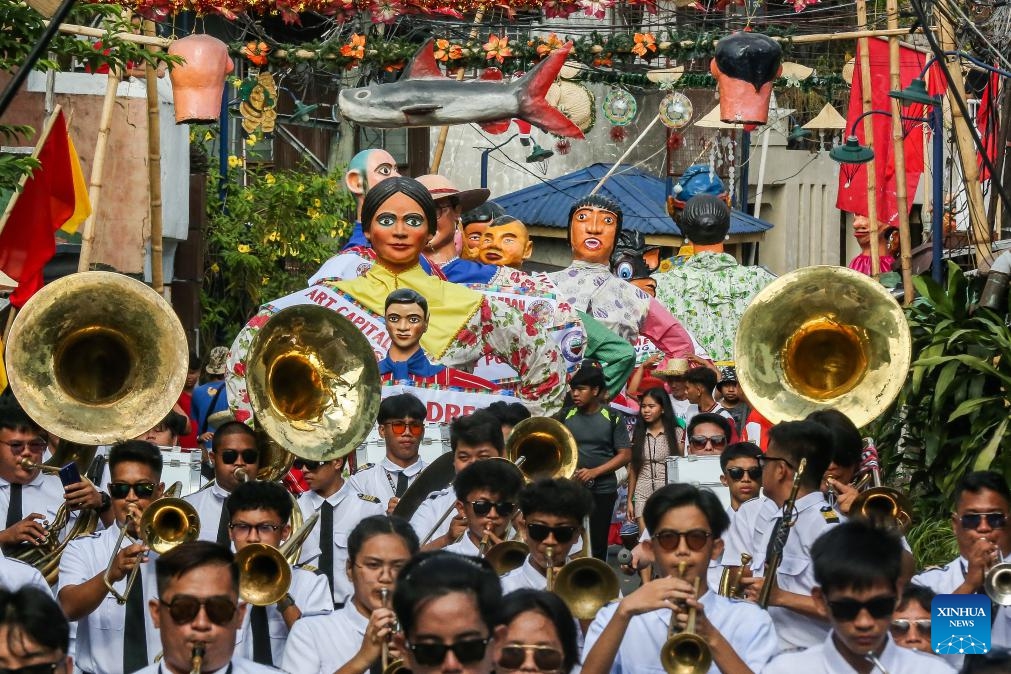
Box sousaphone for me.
[245,305,381,461]
[6,271,188,444]
[734,266,911,428]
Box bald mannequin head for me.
[346,149,400,218]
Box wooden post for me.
[938,14,991,268]
[144,20,164,293]
[855,0,881,276]
[887,2,914,305]
[429,6,485,173]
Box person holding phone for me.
[0,398,110,555]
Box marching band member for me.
[496,590,580,674]
[136,541,283,673]
[58,440,165,674]
[726,420,838,650]
[763,520,954,674]
[911,471,1011,648]
[484,402,531,443]
[184,422,260,544]
[583,484,777,674]
[807,409,863,515]
[443,459,523,557]
[281,515,419,674]
[0,398,111,553]
[500,478,594,593]
[226,481,332,667]
[0,548,49,592]
[391,552,507,674]
[0,587,72,674]
[347,394,428,516]
[413,411,505,551]
[294,453,384,605]
[890,585,935,654]
[718,443,763,515]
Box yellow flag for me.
[59,134,91,235]
[0,335,8,393]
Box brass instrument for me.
[484,540,530,575]
[849,468,913,533]
[758,458,807,609]
[717,553,752,598]
[545,546,557,592]
[379,587,407,674]
[234,466,252,484]
[189,643,206,674]
[235,512,319,606]
[735,266,911,428]
[504,418,579,483]
[16,458,61,475]
[478,529,493,556]
[552,557,620,620]
[104,498,201,603]
[245,305,381,462]
[165,481,184,498]
[659,562,712,674]
[5,271,189,445]
[984,549,1011,606]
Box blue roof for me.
[494,163,773,237]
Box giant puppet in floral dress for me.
[227,177,568,418]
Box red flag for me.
[976,71,1000,181]
[0,110,76,308]
[836,39,944,227]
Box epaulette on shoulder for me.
[354,463,375,474]
[358,493,381,503]
[819,505,840,523]
[297,564,318,572]
[920,564,945,572]
[427,487,451,500]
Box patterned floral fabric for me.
[652,252,776,363]
[549,260,652,344]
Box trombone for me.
[235,513,319,606]
[849,463,913,533]
[659,562,712,674]
[552,556,620,620]
[103,498,201,604]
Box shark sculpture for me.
[338,39,584,139]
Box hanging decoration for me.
[711,32,783,125]
[545,81,596,135]
[168,33,234,124]
[659,91,693,129]
[555,139,572,155]
[610,126,628,143]
[239,71,279,136]
[602,88,637,126]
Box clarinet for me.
[758,458,807,609]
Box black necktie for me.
[319,502,335,593]
[216,499,230,545]
[6,483,22,529]
[123,567,149,673]
[250,605,273,665]
[395,472,409,498]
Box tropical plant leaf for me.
[973,417,1008,471]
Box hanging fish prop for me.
[337,39,584,139]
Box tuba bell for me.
[734,266,911,428]
[552,557,620,620]
[6,271,189,445]
[245,305,381,462]
[504,418,579,482]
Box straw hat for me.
[654,357,690,377]
[416,174,490,213]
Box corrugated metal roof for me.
[494,163,773,236]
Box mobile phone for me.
[59,462,82,487]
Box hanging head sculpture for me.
[342,148,402,249]
[568,194,623,265]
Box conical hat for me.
[803,103,847,131]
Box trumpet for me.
[552,556,620,620]
[379,587,407,674]
[16,458,61,475]
[234,466,251,483]
[984,547,1011,606]
[189,643,206,674]
[659,562,712,674]
[717,553,752,599]
[545,546,557,592]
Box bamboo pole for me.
[77,64,122,272]
[47,20,171,47]
[430,6,486,173]
[887,0,914,304]
[855,0,880,276]
[590,114,662,196]
[144,20,164,293]
[937,13,991,268]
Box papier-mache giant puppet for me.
[228,176,568,419]
[340,148,401,250]
[547,195,697,363]
[848,214,897,276]
[653,194,776,365]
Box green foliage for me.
[200,164,355,346]
[905,516,959,571]
[872,262,1011,520]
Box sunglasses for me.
[108,482,157,499]
[2,439,48,453]
[726,466,762,481]
[0,664,62,674]
[526,523,579,545]
[688,435,727,449]
[469,500,516,517]
[757,455,795,472]
[890,619,931,637]
[408,638,488,666]
[826,595,896,621]
[960,512,1008,530]
[218,449,259,465]
[293,459,324,471]
[384,421,424,437]
[652,529,711,552]
[498,644,564,672]
[160,595,238,626]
